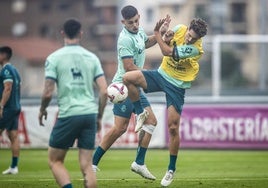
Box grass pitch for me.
[0,149,268,187]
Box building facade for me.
[0,0,267,97]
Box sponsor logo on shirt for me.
[71,67,83,80]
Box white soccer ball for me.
[107,82,128,104]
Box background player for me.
[0,46,21,175]
[93,5,168,180]
[124,17,208,186]
[39,19,107,188]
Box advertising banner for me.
[180,105,268,149]
[0,104,267,149]
[0,104,166,148]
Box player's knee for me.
[48,159,64,171]
[48,159,54,170]
[145,117,157,126]
[79,163,88,174]
[168,124,179,137]
[7,131,18,142]
[151,116,157,125]
[122,73,129,85]
[48,155,63,169]
[152,119,157,126]
[123,72,138,85]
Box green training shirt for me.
[112,27,148,83]
[45,45,104,118]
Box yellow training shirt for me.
[159,24,204,82]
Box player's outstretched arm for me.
[145,15,171,49]
[160,14,171,35]
[145,35,157,49]
[154,19,173,56]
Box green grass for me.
[0,149,268,187]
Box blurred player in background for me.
[39,19,107,188]
[93,5,168,180]
[124,17,208,186]
[0,46,21,175]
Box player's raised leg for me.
[161,105,180,187]
[124,70,147,101]
[48,147,72,188]
[123,70,148,132]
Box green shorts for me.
[142,70,185,114]
[0,109,20,131]
[113,93,150,119]
[49,114,97,150]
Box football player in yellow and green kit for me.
[123,17,208,187]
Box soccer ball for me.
[107,82,128,104]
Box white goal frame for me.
[209,34,268,103]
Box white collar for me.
[3,62,11,68]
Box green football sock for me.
[11,157,19,168]
[168,155,177,171]
[62,183,72,188]
[93,146,106,166]
[135,146,147,165]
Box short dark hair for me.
[189,18,208,38]
[121,5,138,20]
[0,46,12,60]
[63,18,81,39]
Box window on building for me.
[98,7,116,24]
[195,4,209,23]
[146,8,153,23]
[39,24,51,38]
[99,34,116,50]
[85,0,94,11]
[12,22,27,37]
[172,5,180,14]
[58,1,72,11]
[12,0,26,13]
[231,2,246,23]
[40,1,51,12]
[210,1,228,34]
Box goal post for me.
[211,34,268,101]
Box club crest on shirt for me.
[4,69,10,76]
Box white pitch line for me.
[98,178,268,181]
[0,178,268,182]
